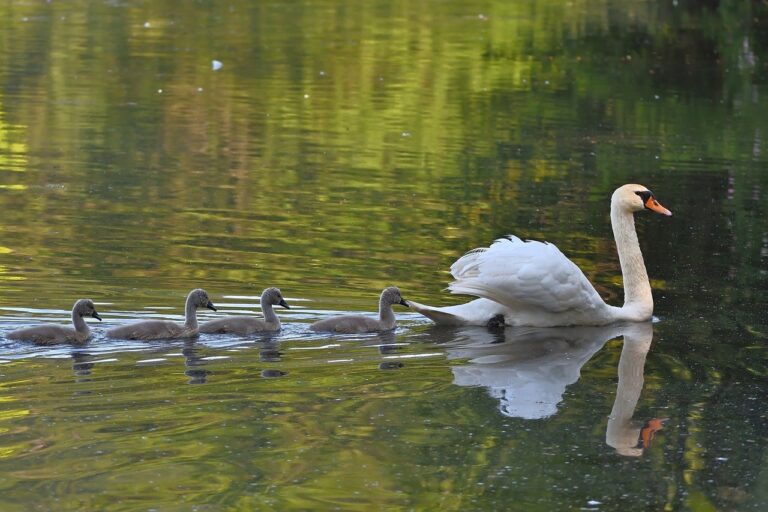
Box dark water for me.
[0,0,766,510]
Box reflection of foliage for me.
[0,0,765,510]
[0,1,766,306]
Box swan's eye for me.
[634,190,652,203]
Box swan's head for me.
[381,286,409,307]
[262,287,290,309]
[74,298,102,321]
[613,184,672,216]
[188,288,217,311]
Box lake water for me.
[0,0,766,510]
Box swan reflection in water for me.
[605,322,667,457]
[441,322,664,456]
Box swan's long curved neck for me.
[72,309,89,333]
[184,295,198,330]
[611,203,653,319]
[378,298,396,329]
[262,302,279,327]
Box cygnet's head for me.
[381,286,408,307]
[613,184,672,216]
[74,298,102,321]
[262,287,290,309]
[188,288,217,311]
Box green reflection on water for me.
[0,0,766,510]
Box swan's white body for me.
[409,185,671,327]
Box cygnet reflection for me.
[182,341,209,384]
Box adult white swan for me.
[408,184,672,327]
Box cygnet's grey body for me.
[106,288,216,341]
[7,299,102,345]
[199,287,290,336]
[309,287,408,334]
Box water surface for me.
[0,0,766,510]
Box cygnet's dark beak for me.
[92,311,102,321]
[206,301,217,312]
[279,299,290,309]
[398,298,409,307]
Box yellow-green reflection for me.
[0,0,766,510]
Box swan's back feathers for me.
[106,320,187,340]
[449,236,607,315]
[8,325,81,345]
[309,314,386,334]
[199,316,275,336]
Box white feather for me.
[449,237,606,315]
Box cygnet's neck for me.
[184,295,199,330]
[378,297,396,330]
[262,301,280,328]
[72,309,90,334]
[611,202,653,320]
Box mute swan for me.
[309,287,409,333]
[106,288,216,340]
[7,299,101,345]
[199,287,290,335]
[408,184,671,327]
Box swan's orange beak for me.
[645,196,672,216]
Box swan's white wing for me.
[449,236,606,314]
